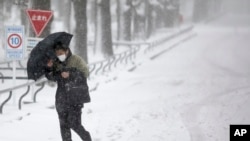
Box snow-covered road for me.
[1,14,250,141]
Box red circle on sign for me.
[7,34,22,48]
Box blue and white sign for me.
[26,37,42,57]
[5,26,25,60]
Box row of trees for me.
[193,0,223,22]
[0,0,223,63]
[88,0,183,61]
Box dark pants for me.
[56,104,92,141]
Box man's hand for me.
[47,59,53,67]
[61,72,70,78]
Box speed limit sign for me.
[8,34,22,48]
[5,26,25,60]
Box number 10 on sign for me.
[8,34,22,48]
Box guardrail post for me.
[33,82,45,103]
[88,64,96,77]
[0,72,4,83]
[108,56,116,71]
[0,91,12,114]
[114,54,122,68]
[18,86,31,110]
[144,43,151,54]
[18,60,25,68]
[95,62,104,75]
[102,58,111,73]
[133,45,139,59]
[125,50,131,65]
[120,52,127,64]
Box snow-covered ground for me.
[1,14,250,141]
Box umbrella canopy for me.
[27,32,73,81]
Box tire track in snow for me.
[180,85,250,141]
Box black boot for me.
[82,131,92,141]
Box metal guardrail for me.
[144,26,194,53]
[0,76,28,80]
[88,44,140,77]
[0,59,26,67]
[0,79,47,114]
[0,67,27,70]
[0,59,27,80]
[150,32,197,60]
[0,60,12,66]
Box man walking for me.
[46,42,91,141]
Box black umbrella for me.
[27,32,73,81]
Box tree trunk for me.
[32,0,52,37]
[93,0,98,54]
[0,0,3,27]
[117,0,132,41]
[4,0,12,15]
[154,5,163,29]
[101,0,113,56]
[0,0,3,42]
[193,0,201,22]
[123,8,132,41]
[57,0,65,18]
[63,0,72,32]
[19,2,28,34]
[96,0,113,58]
[145,0,153,39]
[116,0,121,41]
[164,1,175,27]
[0,0,3,17]
[162,1,168,27]
[96,1,102,57]
[193,0,209,22]
[73,0,88,62]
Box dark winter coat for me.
[45,51,90,106]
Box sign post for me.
[5,26,25,104]
[26,9,53,37]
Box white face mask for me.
[57,54,67,62]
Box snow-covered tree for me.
[193,0,224,22]
[117,0,147,41]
